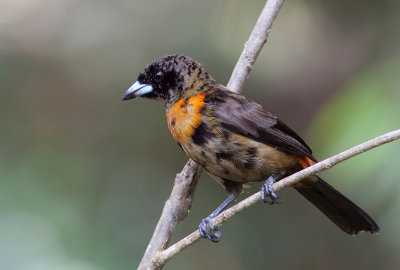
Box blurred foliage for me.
[0,0,399,269]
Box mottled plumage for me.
[123,54,379,242]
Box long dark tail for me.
[295,176,379,234]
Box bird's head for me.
[122,55,215,107]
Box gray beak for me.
[122,81,153,100]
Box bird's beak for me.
[122,81,153,100]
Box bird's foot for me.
[199,217,221,242]
[261,174,280,205]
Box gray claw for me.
[261,175,280,205]
[199,218,221,242]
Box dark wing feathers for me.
[207,87,315,160]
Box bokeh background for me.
[1,0,399,269]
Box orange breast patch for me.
[166,92,206,144]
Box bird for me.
[122,54,379,242]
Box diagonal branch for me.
[227,0,285,92]
[157,129,400,264]
[138,0,285,269]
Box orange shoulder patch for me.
[293,155,314,169]
[166,92,206,144]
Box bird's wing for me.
[205,87,315,160]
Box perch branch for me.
[138,0,285,269]
[157,129,400,263]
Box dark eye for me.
[154,71,164,82]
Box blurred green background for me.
[1,0,399,269]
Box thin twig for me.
[227,0,285,92]
[138,1,285,269]
[157,129,400,263]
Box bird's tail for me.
[295,176,379,234]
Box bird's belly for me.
[181,131,299,183]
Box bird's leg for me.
[261,173,280,205]
[198,194,237,242]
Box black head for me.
[122,55,213,106]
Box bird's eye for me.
[154,71,164,82]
